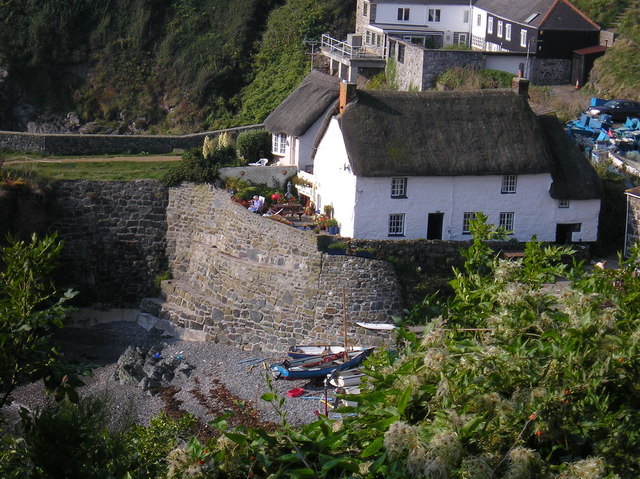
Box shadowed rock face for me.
[0,184,49,244]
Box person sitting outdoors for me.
[248,195,264,213]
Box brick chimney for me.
[339,81,357,114]
[512,76,530,101]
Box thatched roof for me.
[538,115,602,199]
[330,89,600,199]
[264,70,340,137]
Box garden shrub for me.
[235,130,272,163]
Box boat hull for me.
[272,349,373,380]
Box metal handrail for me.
[320,34,381,59]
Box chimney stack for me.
[512,76,530,101]
[339,81,357,114]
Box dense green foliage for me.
[3,218,639,478]
[0,233,79,408]
[0,0,353,133]
[235,129,272,162]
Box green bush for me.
[235,129,272,163]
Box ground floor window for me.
[272,133,286,154]
[388,213,405,236]
[462,212,477,234]
[499,212,514,232]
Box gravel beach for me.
[2,320,337,434]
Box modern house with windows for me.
[324,0,601,86]
[308,82,601,242]
[263,70,340,172]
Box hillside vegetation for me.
[0,0,354,133]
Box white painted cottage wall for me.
[313,120,358,237]
[312,119,600,242]
[373,3,469,34]
[352,175,599,241]
[297,118,325,173]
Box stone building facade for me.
[625,187,640,257]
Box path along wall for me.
[141,184,403,352]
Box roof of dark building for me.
[264,70,340,137]
[329,89,600,200]
[475,0,599,30]
[369,0,471,4]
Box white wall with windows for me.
[312,118,600,242]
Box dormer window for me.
[273,133,286,155]
[397,8,409,21]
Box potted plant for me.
[326,242,348,255]
[326,218,339,235]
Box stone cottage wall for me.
[151,184,403,352]
[49,180,169,307]
[625,194,640,256]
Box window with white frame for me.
[497,20,503,38]
[397,8,409,21]
[462,212,477,234]
[520,29,527,47]
[428,9,440,22]
[391,177,407,197]
[488,17,494,34]
[388,213,405,236]
[272,133,286,154]
[505,23,512,41]
[501,175,517,194]
[559,199,570,208]
[477,14,481,26]
[499,212,514,232]
[463,9,469,23]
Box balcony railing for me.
[320,34,382,60]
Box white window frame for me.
[501,175,517,194]
[458,33,468,46]
[477,14,481,26]
[463,10,469,23]
[497,20,503,38]
[391,177,407,198]
[388,213,405,236]
[499,212,514,232]
[559,199,570,208]
[428,9,441,22]
[488,17,494,34]
[272,133,287,155]
[397,7,410,21]
[462,212,477,234]
[505,23,512,41]
[520,29,527,48]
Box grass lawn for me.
[3,159,180,181]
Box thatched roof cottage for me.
[264,70,340,172]
[308,82,601,242]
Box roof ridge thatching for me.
[264,70,340,137]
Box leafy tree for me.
[0,233,80,408]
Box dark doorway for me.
[427,213,444,240]
[556,223,581,244]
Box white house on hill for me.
[308,82,602,243]
[264,70,340,172]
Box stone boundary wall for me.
[0,124,264,155]
[49,180,169,307]
[148,184,403,352]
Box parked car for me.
[586,100,640,122]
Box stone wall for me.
[0,125,263,155]
[530,58,572,86]
[625,193,640,257]
[49,180,169,307]
[144,184,403,352]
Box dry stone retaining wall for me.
[151,184,402,352]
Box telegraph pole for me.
[303,38,319,72]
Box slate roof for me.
[264,70,340,137]
[329,89,601,200]
[369,0,471,4]
[474,0,599,30]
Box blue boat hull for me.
[272,349,373,380]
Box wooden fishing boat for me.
[328,369,366,387]
[287,345,371,359]
[270,348,373,380]
[356,321,426,333]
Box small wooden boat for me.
[270,348,373,380]
[336,385,361,408]
[356,321,426,333]
[328,369,366,387]
[287,345,371,359]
